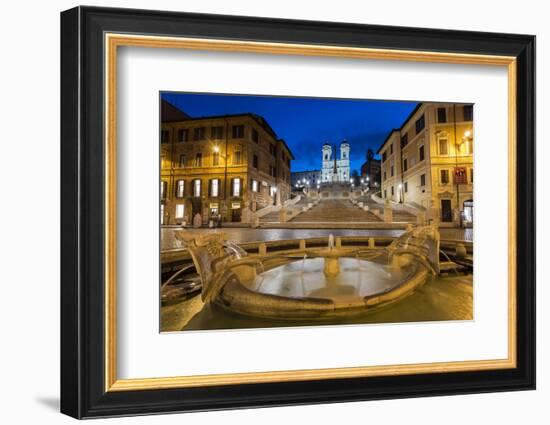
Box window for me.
[252,128,259,143]
[470,168,474,183]
[212,152,220,166]
[269,144,276,156]
[193,179,201,197]
[440,169,450,184]
[160,181,167,199]
[252,154,258,169]
[420,174,426,186]
[269,165,277,177]
[400,133,408,148]
[403,158,408,172]
[160,204,164,225]
[390,143,394,154]
[419,145,425,161]
[415,114,425,134]
[195,152,202,167]
[178,154,186,168]
[210,179,219,197]
[161,130,169,143]
[251,179,259,192]
[232,125,244,138]
[383,171,387,181]
[404,182,408,193]
[234,150,242,165]
[382,151,387,162]
[232,178,241,197]
[177,129,189,142]
[464,105,473,121]
[161,155,166,169]
[437,107,447,123]
[176,180,185,198]
[193,127,205,141]
[175,204,185,219]
[211,126,224,139]
[438,138,449,155]
[390,164,394,177]
[391,186,394,196]
[384,189,387,199]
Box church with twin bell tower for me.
[321,140,350,183]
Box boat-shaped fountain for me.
[175,225,440,321]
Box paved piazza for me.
[161,227,472,251]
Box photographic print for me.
[159,93,474,332]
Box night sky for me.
[161,92,418,173]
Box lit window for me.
[193,179,201,197]
[211,179,219,197]
[179,154,186,167]
[251,180,259,192]
[160,181,167,199]
[232,178,241,197]
[175,204,184,219]
[160,204,164,224]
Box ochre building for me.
[378,102,474,227]
[160,101,294,225]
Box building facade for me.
[360,149,381,189]
[160,101,294,225]
[321,141,350,182]
[378,103,474,227]
[291,170,322,189]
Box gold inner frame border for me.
[104,33,517,392]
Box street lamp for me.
[398,183,403,203]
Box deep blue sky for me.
[162,92,418,173]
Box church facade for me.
[321,141,350,183]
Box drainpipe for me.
[453,104,462,228]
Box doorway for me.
[441,199,453,222]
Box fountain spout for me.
[328,234,335,250]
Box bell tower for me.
[322,143,332,182]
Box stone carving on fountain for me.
[175,232,248,303]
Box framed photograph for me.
[60,6,535,419]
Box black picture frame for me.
[60,6,535,419]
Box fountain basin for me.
[216,256,429,320]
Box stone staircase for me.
[391,209,417,222]
[289,199,382,223]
